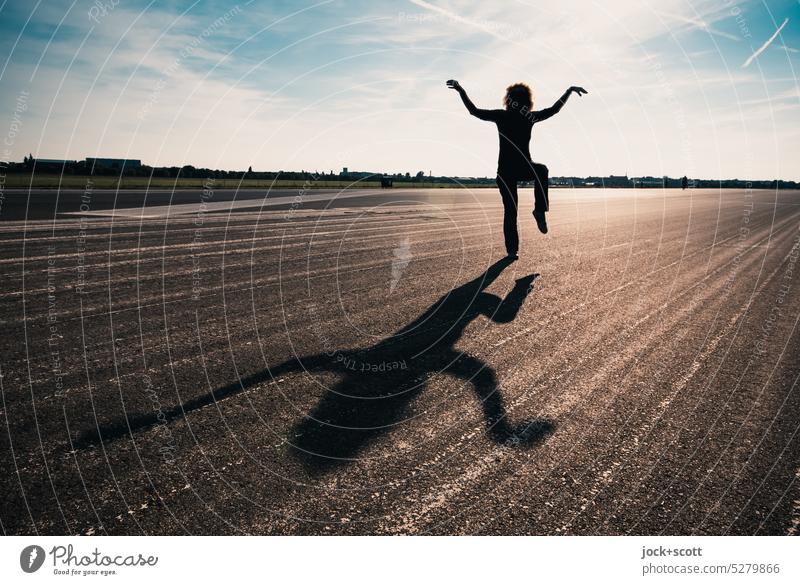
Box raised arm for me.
[488,274,538,323]
[447,79,500,122]
[534,86,588,122]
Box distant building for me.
[602,174,632,187]
[631,176,663,187]
[341,170,376,179]
[36,158,78,165]
[85,157,142,168]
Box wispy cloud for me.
[742,17,789,67]
[775,43,798,54]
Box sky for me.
[0,0,798,180]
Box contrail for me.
[408,0,506,41]
[742,18,789,68]
[655,10,742,41]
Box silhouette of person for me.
[278,258,549,470]
[681,176,688,190]
[447,80,587,258]
[74,258,555,472]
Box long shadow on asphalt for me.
[74,257,555,472]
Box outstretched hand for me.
[446,79,463,91]
[569,86,588,96]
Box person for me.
[447,80,587,259]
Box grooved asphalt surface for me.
[1,187,799,535]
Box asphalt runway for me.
[1,187,799,535]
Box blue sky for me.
[1,0,798,179]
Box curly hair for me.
[504,82,533,110]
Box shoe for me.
[532,209,548,234]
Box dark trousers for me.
[496,163,548,255]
